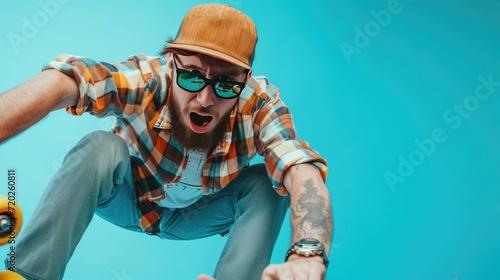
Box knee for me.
[244,164,290,208]
[79,130,127,155]
[247,163,270,184]
[64,131,129,169]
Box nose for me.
[196,85,215,107]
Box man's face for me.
[168,53,249,150]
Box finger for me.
[197,274,215,280]
[262,264,297,280]
[261,265,279,280]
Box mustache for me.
[185,104,216,115]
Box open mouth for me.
[190,112,213,127]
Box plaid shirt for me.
[43,54,328,234]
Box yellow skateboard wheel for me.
[0,195,23,246]
[0,270,26,279]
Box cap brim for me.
[165,43,251,69]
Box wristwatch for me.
[284,238,329,268]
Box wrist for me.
[286,253,324,264]
[284,238,329,268]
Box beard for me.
[167,93,233,151]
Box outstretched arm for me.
[0,69,78,143]
[262,163,333,280]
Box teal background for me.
[0,0,499,279]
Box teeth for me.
[202,122,209,126]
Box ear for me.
[246,69,252,80]
[167,53,174,80]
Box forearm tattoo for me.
[291,178,333,245]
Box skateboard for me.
[0,195,26,279]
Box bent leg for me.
[213,164,290,280]
[9,131,141,280]
[161,164,290,280]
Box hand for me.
[197,274,215,280]
[261,255,326,280]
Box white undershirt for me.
[155,149,206,209]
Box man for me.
[0,3,332,280]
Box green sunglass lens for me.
[178,72,205,91]
[216,82,241,98]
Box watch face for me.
[296,238,324,251]
[287,238,328,267]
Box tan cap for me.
[165,3,257,69]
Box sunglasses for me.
[172,56,247,99]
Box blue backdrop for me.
[0,0,499,279]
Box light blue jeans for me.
[8,131,290,280]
